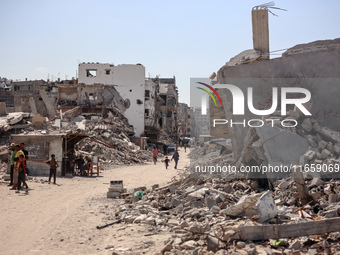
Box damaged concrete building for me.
[208,5,340,173]
[177,103,191,138]
[12,79,57,118]
[152,77,179,138]
[78,62,146,137]
[144,78,164,142]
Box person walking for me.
[46,154,59,184]
[152,146,158,165]
[171,150,180,169]
[8,143,16,187]
[184,143,187,153]
[163,156,170,169]
[15,154,29,193]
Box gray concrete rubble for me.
[95,171,340,254]
[0,108,154,173]
[0,112,33,133]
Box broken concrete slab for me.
[255,125,310,167]
[232,217,340,241]
[221,193,262,217]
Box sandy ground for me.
[0,149,190,255]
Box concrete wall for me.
[78,63,146,136]
[216,38,340,160]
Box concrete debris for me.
[0,112,32,133]
[0,107,156,168]
[95,170,340,254]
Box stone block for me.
[205,195,216,209]
[329,194,338,204]
[318,140,327,150]
[320,149,331,159]
[289,240,301,250]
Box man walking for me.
[171,150,180,169]
[152,146,158,165]
[8,143,16,187]
[46,154,58,184]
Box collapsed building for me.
[205,4,340,180]
[0,62,190,176]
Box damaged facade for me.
[78,63,146,137]
[153,77,179,137]
[177,103,191,138]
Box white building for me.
[78,63,145,137]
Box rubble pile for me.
[239,116,340,174]
[0,112,32,134]
[98,174,340,254]
[0,109,153,167]
[72,117,152,166]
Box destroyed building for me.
[153,77,179,138]
[78,62,146,137]
[191,107,210,139]
[207,5,340,165]
[12,79,58,118]
[177,103,191,138]
[144,78,163,142]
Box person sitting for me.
[85,156,93,175]
[76,155,85,176]
[67,150,76,175]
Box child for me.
[15,154,29,193]
[46,154,59,184]
[163,156,170,169]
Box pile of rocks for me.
[98,172,340,254]
[0,112,32,134]
[72,117,152,166]
[0,109,153,166]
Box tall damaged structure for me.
[153,77,179,138]
[77,63,145,137]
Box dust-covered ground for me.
[0,149,190,255]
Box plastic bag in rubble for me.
[221,193,263,217]
[221,190,278,223]
[134,191,144,198]
[256,190,278,223]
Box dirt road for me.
[0,150,190,255]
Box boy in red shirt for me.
[15,154,29,193]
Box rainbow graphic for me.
[196,82,223,106]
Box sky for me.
[0,0,339,105]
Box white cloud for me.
[36,67,45,71]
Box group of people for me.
[8,143,29,193]
[67,151,93,176]
[152,146,180,169]
[8,143,60,193]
